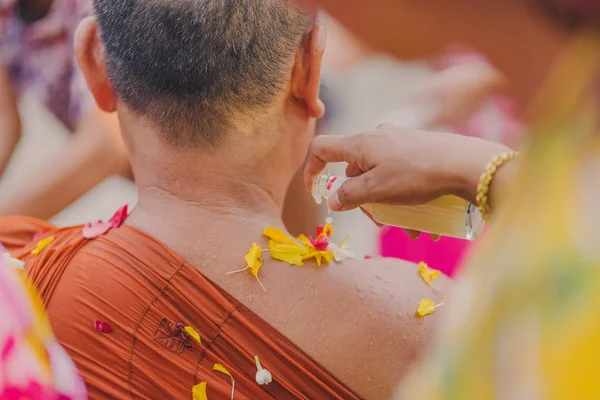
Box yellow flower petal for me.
[296,234,312,247]
[213,363,232,377]
[185,326,202,344]
[321,251,335,264]
[31,237,55,256]
[417,298,441,317]
[418,262,441,286]
[322,223,334,237]
[192,382,208,400]
[263,227,297,244]
[244,243,263,277]
[268,241,307,266]
[213,364,235,400]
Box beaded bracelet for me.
[476,151,520,221]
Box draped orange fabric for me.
[0,217,361,400]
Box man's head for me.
[76,0,325,194]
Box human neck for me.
[126,132,294,256]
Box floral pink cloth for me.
[0,0,93,130]
[380,49,522,277]
[0,246,87,399]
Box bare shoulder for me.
[260,256,450,399]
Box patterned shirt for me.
[397,33,600,400]
[0,0,93,130]
[0,245,87,399]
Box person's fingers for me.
[429,233,441,241]
[345,163,363,178]
[327,171,377,211]
[403,229,421,240]
[303,134,363,191]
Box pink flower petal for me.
[108,204,129,229]
[33,230,48,241]
[315,226,325,237]
[309,236,330,251]
[82,205,129,239]
[83,221,112,239]
[1,336,15,360]
[95,320,113,333]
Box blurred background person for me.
[379,49,524,277]
[0,246,87,399]
[304,0,600,398]
[0,0,130,220]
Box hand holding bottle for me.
[304,124,512,215]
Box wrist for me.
[446,137,512,204]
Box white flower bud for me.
[254,355,272,385]
[255,368,272,385]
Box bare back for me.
[128,208,448,399]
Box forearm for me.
[0,67,21,177]
[0,115,21,177]
[0,111,129,219]
[0,134,115,218]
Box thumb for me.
[328,173,376,211]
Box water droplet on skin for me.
[358,294,364,300]
[300,294,304,299]
[248,295,252,303]
[356,284,362,292]
[375,274,383,280]
[211,255,217,260]
[368,312,373,319]
[397,313,402,319]
[310,282,314,287]
[369,341,374,347]
[367,377,372,382]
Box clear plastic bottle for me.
[312,173,484,240]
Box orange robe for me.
[0,216,361,400]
